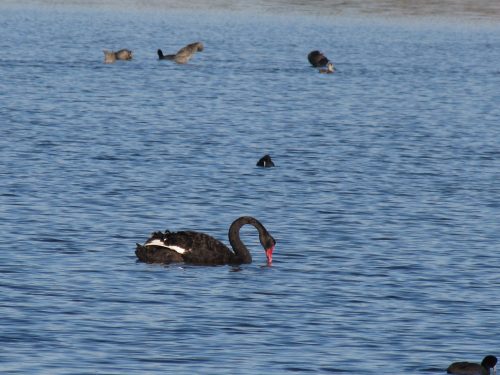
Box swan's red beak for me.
[265,245,274,264]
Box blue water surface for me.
[1,3,499,374]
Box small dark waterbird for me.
[307,50,330,67]
[447,355,497,375]
[136,216,276,265]
[256,154,275,168]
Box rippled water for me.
[1,2,499,374]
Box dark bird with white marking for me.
[256,154,275,168]
[447,355,497,375]
[136,216,276,265]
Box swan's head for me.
[260,232,276,264]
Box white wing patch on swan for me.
[144,239,187,254]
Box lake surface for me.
[1,2,499,374]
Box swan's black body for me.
[256,154,275,168]
[307,50,329,67]
[447,355,497,375]
[135,216,275,265]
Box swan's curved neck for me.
[228,216,266,264]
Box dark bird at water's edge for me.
[447,355,497,375]
[256,154,275,167]
[135,216,276,265]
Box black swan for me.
[103,49,132,64]
[256,154,275,168]
[319,62,335,74]
[157,42,204,64]
[135,216,276,265]
[307,50,329,67]
[447,355,497,375]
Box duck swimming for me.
[157,42,204,64]
[256,154,275,167]
[308,50,329,67]
[447,355,497,375]
[103,49,133,64]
